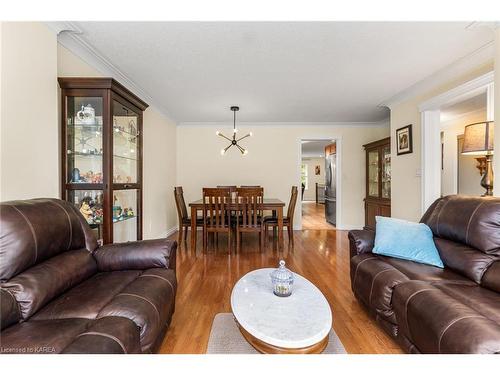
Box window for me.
[301,164,308,190]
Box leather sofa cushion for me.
[393,281,500,354]
[1,288,20,330]
[433,283,500,324]
[33,270,142,320]
[0,199,98,281]
[434,237,498,284]
[62,316,141,354]
[351,254,409,324]
[382,254,476,284]
[97,268,177,352]
[1,249,97,320]
[421,195,500,255]
[0,317,142,354]
[482,260,500,293]
[0,318,91,354]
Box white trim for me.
[419,71,494,213]
[486,82,495,121]
[421,110,442,212]
[296,136,343,230]
[178,120,389,128]
[382,42,494,108]
[419,71,494,111]
[46,21,177,124]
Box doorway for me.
[300,140,337,230]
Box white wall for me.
[0,22,59,201]
[389,63,495,221]
[301,157,325,201]
[177,123,389,229]
[441,109,486,197]
[57,44,178,239]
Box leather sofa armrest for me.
[348,230,375,258]
[94,239,177,272]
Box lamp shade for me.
[462,121,494,155]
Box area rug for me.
[206,313,347,354]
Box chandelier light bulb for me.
[216,106,251,156]
[249,132,253,137]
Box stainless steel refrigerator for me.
[324,153,336,225]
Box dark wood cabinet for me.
[363,137,391,230]
[59,78,148,244]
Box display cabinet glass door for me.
[367,150,379,197]
[65,96,104,185]
[64,94,105,244]
[381,146,391,199]
[112,98,141,243]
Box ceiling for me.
[440,92,487,122]
[301,140,333,158]
[69,22,493,123]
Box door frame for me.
[418,71,494,212]
[297,137,342,230]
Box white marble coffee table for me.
[230,268,332,354]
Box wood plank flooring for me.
[159,229,403,354]
[301,202,336,230]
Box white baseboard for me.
[336,225,363,231]
[165,226,178,238]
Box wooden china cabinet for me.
[59,78,148,244]
[363,137,391,230]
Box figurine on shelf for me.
[79,201,93,224]
[113,195,122,219]
[127,208,134,217]
[126,176,132,183]
[71,168,81,183]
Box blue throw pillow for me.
[373,216,444,268]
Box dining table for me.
[188,198,286,251]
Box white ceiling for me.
[301,140,333,158]
[440,92,487,122]
[69,22,494,123]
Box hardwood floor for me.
[159,229,403,354]
[302,202,336,230]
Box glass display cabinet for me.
[363,137,391,230]
[59,78,148,244]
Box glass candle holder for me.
[270,260,294,297]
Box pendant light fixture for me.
[216,106,252,155]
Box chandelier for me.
[216,106,252,155]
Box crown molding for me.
[46,21,177,124]
[419,70,493,112]
[177,119,390,127]
[380,40,495,109]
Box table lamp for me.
[461,121,494,196]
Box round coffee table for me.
[230,268,332,354]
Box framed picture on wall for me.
[315,165,320,175]
[396,124,413,155]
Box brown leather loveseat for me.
[349,195,500,354]
[0,198,177,354]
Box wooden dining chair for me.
[264,186,298,247]
[174,186,204,246]
[202,187,232,253]
[236,187,264,253]
[217,185,237,191]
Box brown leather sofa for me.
[349,195,500,354]
[0,198,177,354]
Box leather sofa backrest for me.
[0,198,98,323]
[0,198,98,281]
[421,195,500,255]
